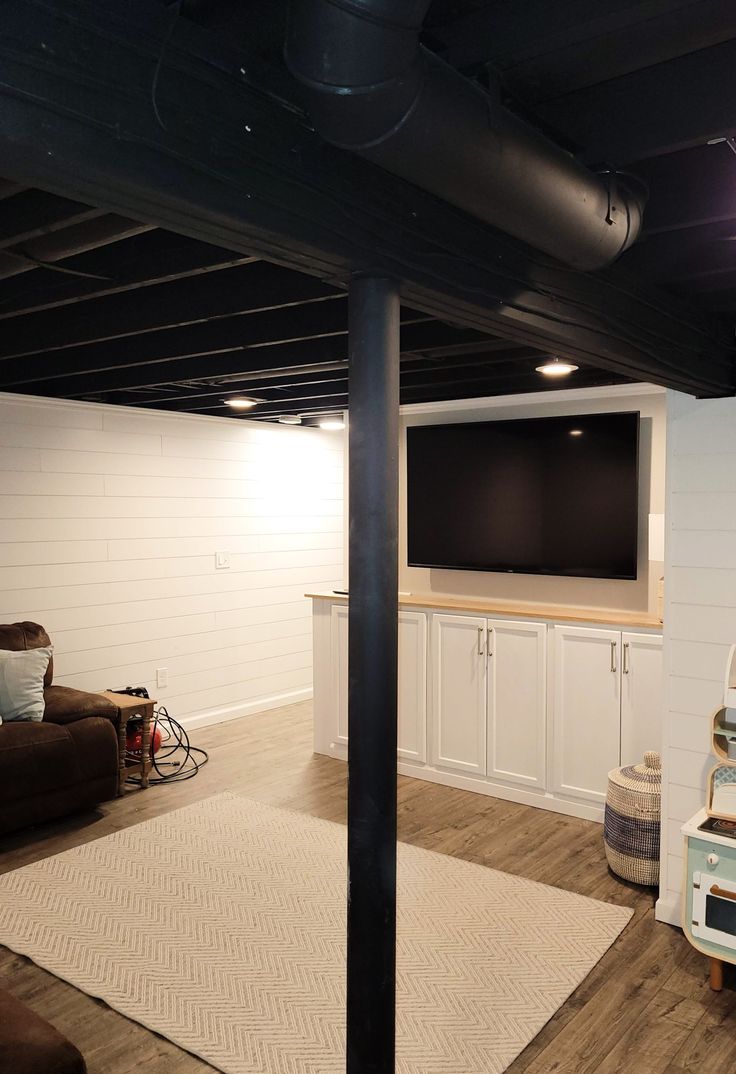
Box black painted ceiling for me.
[0,0,733,421]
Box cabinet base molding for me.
[317,744,604,823]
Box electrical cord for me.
[124,704,209,786]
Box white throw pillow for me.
[0,646,53,723]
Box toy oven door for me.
[693,872,736,949]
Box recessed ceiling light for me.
[319,418,345,431]
[278,414,302,425]
[224,396,258,409]
[535,357,579,377]
[569,429,583,437]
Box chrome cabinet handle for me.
[477,626,484,656]
[487,626,493,658]
[610,640,617,673]
[623,642,630,675]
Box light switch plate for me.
[215,550,231,569]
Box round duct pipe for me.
[285,0,645,271]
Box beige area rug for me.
[0,793,632,1073]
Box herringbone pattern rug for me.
[0,793,631,1073]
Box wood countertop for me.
[306,591,662,629]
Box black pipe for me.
[285,0,645,271]
[346,275,400,1074]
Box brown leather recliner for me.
[0,622,119,836]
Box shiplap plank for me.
[51,602,310,655]
[107,536,342,562]
[0,515,344,544]
[670,531,736,570]
[0,397,102,430]
[52,613,219,653]
[667,782,705,823]
[669,603,736,645]
[0,423,161,454]
[667,747,712,791]
[3,572,339,633]
[669,712,710,754]
[0,494,344,526]
[0,446,41,471]
[671,453,736,494]
[668,675,723,717]
[671,405,736,456]
[54,637,312,695]
[0,548,340,592]
[165,667,312,717]
[162,432,342,462]
[0,540,108,567]
[57,644,309,695]
[671,493,736,532]
[104,473,345,503]
[0,472,105,496]
[669,639,731,683]
[41,448,342,486]
[56,617,312,676]
[669,567,736,608]
[0,555,341,614]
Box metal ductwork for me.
[285,0,645,271]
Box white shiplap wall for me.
[0,393,344,728]
[657,390,736,925]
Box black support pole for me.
[346,275,400,1074]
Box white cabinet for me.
[431,614,487,775]
[397,609,429,763]
[621,631,663,765]
[431,614,546,788]
[552,625,663,805]
[312,595,662,823]
[487,620,547,789]
[330,604,427,763]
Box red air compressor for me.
[125,719,162,759]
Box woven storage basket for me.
[603,750,661,886]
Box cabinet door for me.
[552,625,621,804]
[620,632,663,765]
[331,605,428,762]
[330,603,350,748]
[431,613,487,775]
[398,610,428,763]
[487,619,547,789]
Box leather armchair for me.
[0,622,119,836]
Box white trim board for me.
[399,383,665,417]
[655,893,682,928]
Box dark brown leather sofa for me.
[0,622,119,836]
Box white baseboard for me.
[179,688,313,732]
[655,893,682,928]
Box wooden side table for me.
[99,691,157,794]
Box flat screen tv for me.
[406,411,639,580]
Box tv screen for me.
[406,412,639,580]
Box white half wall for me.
[0,393,344,726]
[657,390,736,926]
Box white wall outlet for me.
[215,550,231,569]
[156,667,168,689]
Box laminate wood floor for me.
[0,701,732,1074]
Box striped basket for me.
[603,751,661,886]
